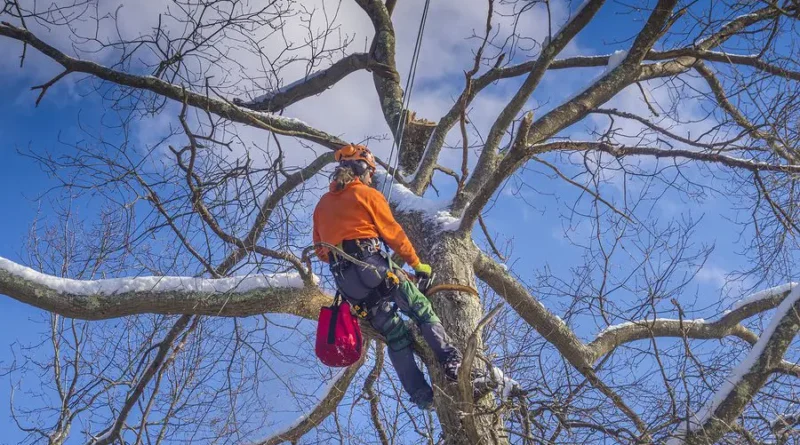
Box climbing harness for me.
[301,241,380,274]
[302,238,480,318]
[381,0,433,201]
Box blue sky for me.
[0,0,785,442]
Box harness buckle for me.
[352,302,370,318]
[386,271,400,286]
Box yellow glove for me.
[412,262,432,277]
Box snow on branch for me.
[667,285,800,444]
[375,171,462,231]
[589,284,795,361]
[0,256,327,320]
[474,365,522,401]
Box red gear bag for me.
[315,293,363,367]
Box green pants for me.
[334,250,462,402]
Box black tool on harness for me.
[414,271,436,295]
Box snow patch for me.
[0,256,313,296]
[474,365,521,400]
[402,130,439,183]
[375,171,462,232]
[554,49,629,109]
[247,109,311,127]
[605,49,628,73]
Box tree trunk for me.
[409,226,509,445]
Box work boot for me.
[410,387,434,411]
[442,358,461,382]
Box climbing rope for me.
[424,283,480,299]
[381,0,433,202]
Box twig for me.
[478,215,506,262]
[532,156,633,223]
[31,69,71,106]
[635,81,659,116]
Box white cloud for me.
[696,264,729,289]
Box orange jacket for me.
[313,179,420,267]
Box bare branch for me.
[0,21,347,149]
[254,343,368,445]
[474,251,593,369]
[91,315,192,445]
[236,53,398,112]
[694,60,796,162]
[31,69,71,106]
[477,215,506,262]
[535,141,800,174]
[215,151,334,275]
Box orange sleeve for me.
[312,210,330,263]
[363,188,420,267]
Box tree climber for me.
[312,144,463,410]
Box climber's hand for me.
[412,262,432,279]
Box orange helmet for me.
[334,144,376,172]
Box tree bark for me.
[407,226,508,445]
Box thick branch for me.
[474,252,593,369]
[589,316,757,362]
[680,290,800,444]
[255,344,367,445]
[454,0,608,213]
[354,0,404,136]
[0,22,346,149]
[0,256,328,320]
[237,53,398,112]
